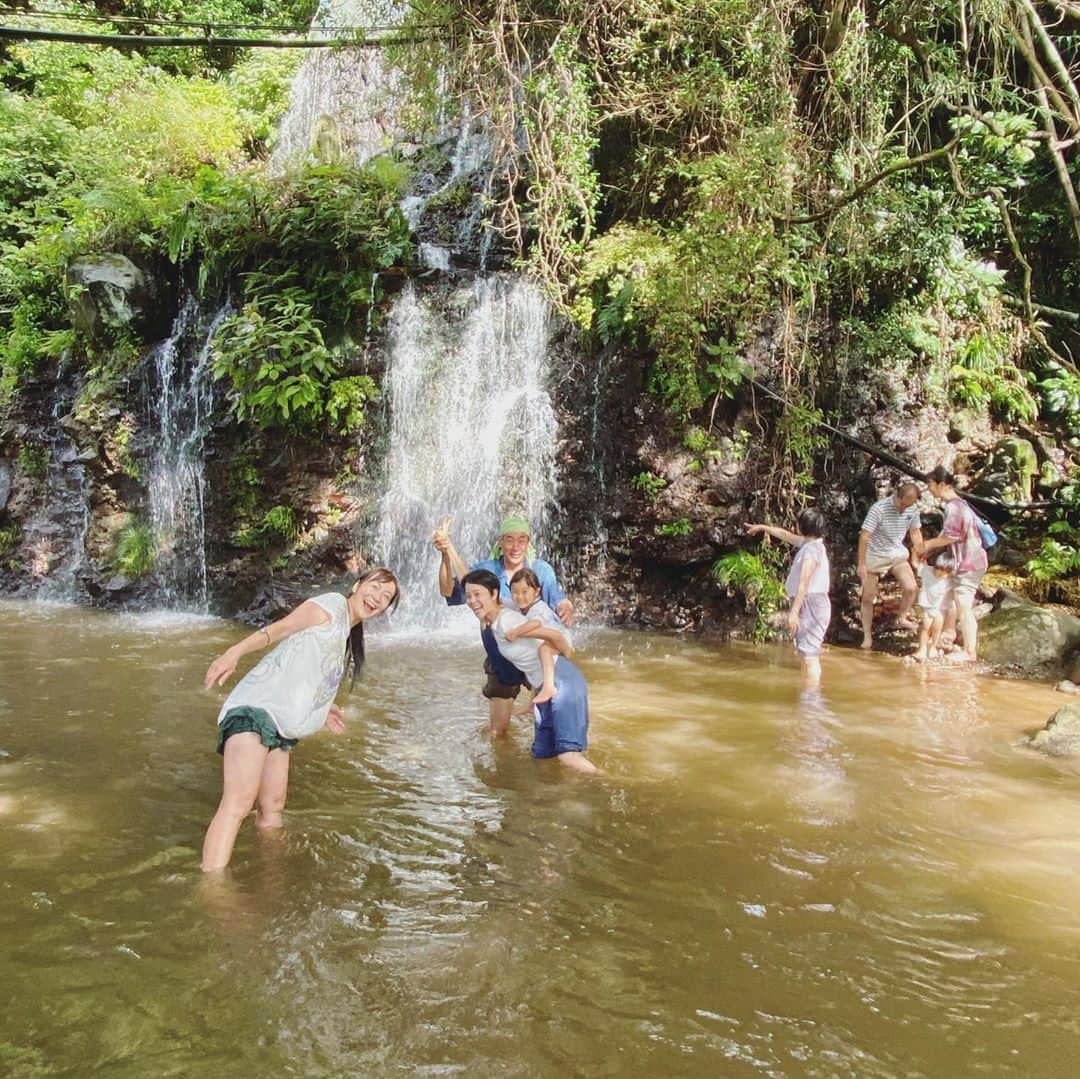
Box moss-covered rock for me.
[979,600,1080,675]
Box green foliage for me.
[16,443,49,480]
[113,520,156,578]
[630,470,667,501]
[684,426,721,471]
[1026,523,1080,603]
[712,548,786,641]
[1036,363,1080,436]
[326,375,379,435]
[0,524,19,556]
[657,517,692,538]
[260,504,300,543]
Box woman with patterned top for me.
[921,466,988,664]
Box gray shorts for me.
[795,593,831,657]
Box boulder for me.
[66,254,154,339]
[978,599,1080,676]
[972,436,1039,505]
[0,459,10,511]
[1029,702,1080,756]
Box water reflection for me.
[0,600,1077,1075]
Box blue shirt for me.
[447,556,568,686]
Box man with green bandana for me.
[434,514,573,736]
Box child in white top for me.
[503,567,573,707]
[913,549,956,662]
[745,508,831,687]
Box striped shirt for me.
[861,496,921,558]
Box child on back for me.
[503,567,574,708]
[744,508,831,687]
[913,549,956,662]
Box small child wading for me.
[504,567,574,711]
[745,509,832,687]
[913,550,956,662]
[201,568,400,871]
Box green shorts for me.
[216,706,298,755]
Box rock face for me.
[978,598,1080,676]
[65,255,156,340]
[1029,702,1080,756]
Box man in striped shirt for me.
[857,482,924,650]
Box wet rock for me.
[972,436,1038,505]
[104,574,131,592]
[1029,702,1080,756]
[66,254,155,340]
[978,599,1080,676]
[0,459,10,510]
[1057,680,1080,695]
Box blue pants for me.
[531,657,589,758]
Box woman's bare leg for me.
[202,732,268,871]
[255,748,291,831]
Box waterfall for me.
[374,277,559,628]
[269,0,405,173]
[146,298,230,611]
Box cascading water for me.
[374,277,559,627]
[269,0,567,626]
[146,298,231,611]
[269,0,404,174]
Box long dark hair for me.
[345,567,400,689]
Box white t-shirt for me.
[490,607,546,688]
[521,598,573,650]
[918,564,952,616]
[217,592,351,740]
[785,538,830,598]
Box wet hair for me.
[345,567,400,689]
[926,465,956,487]
[797,507,826,538]
[927,548,956,573]
[462,568,501,595]
[509,567,542,592]
[896,481,920,498]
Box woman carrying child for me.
[745,508,831,687]
[201,567,400,871]
[461,568,600,776]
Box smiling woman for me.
[200,566,401,870]
[462,568,600,776]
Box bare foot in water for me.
[913,646,928,663]
[896,616,920,632]
[860,637,873,650]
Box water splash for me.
[374,277,559,628]
[147,298,231,611]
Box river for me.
[1,599,1077,1076]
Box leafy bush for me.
[1027,523,1080,603]
[713,549,786,641]
[657,518,693,537]
[113,520,157,578]
[260,505,300,543]
[630,470,667,501]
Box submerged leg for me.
[556,750,603,776]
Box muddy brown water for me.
[1,599,1078,1076]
